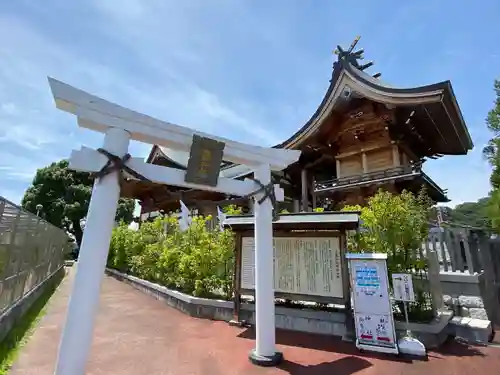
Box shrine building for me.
[124,38,473,221]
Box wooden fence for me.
[0,196,70,315]
[426,226,485,274]
[477,237,500,325]
[424,226,500,325]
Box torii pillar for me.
[53,127,131,375]
[249,163,282,365]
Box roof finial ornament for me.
[333,36,381,78]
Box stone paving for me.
[9,267,500,375]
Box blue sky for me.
[0,0,499,207]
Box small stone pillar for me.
[427,248,445,313]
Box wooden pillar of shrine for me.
[301,168,309,212]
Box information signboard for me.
[392,273,415,302]
[346,253,398,355]
[391,272,426,357]
[241,236,343,298]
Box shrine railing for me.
[0,196,70,316]
[314,164,422,193]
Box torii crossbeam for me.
[48,78,301,374]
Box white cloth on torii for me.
[178,200,192,231]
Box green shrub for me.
[108,213,235,300]
[222,205,243,215]
[343,189,434,322]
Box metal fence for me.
[0,196,70,315]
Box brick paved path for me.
[10,267,500,375]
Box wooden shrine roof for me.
[278,59,473,155]
[120,177,228,213]
[149,41,473,179]
[223,211,361,231]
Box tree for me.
[449,198,491,229]
[483,79,500,231]
[342,189,432,273]
[342,189,434,321]
[22,159,135,247]
[427,198,492,229]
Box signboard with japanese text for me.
[392,273,415,302]
[185,134,225,187]
[241,236,343,298]
[347,253,398,354]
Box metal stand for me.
[397,301,426,357]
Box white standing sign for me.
[391,273,426,357]
[48,78,300,373]
[346,253,398,355]
[392,273,415,302]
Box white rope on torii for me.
[48,78,301,374]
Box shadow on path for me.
[238,328,415,363]
[432,337,486,357]
[238,327,486,364]
[278,356,372,375]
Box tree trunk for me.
[72,220,83,248]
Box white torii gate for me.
[48,78,301,374]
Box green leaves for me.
[485,80,500,134]
[107,214,236,300]
[487,189,500,232]
[21,159,135,246]
[481,79,500,232]
[342,189,431,274]
[222,205,243,215]
[342,189,434,320]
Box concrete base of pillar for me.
[249,349,283,367]
[342,331,356,343]
[228,319,251,328]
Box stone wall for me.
[443,294,488,320]
[439,272,483,297]
[240,304,347,337]
[442,294,493,344]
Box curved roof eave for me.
[150,59,472,176]
[279,61,454,150]
[147,145,188,170]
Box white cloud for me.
[0,150,47,181]
[0,103,18,115]
[0,6,283,152]
[0,5,287,203]
[0,0,496,208]
[89,1,286,143]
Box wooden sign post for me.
[392,273,426,357]
[224,211,361,346]
[48,78,301,374]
